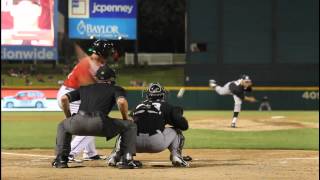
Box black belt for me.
[78,110,102,116]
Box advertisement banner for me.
[69,18,136,39]
[68,0,137,40]
[1,89,61,111]
[89,0,137,18]
[1,0,59,60]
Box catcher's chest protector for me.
[133,101,165,134]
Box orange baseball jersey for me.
[63,57,101,89]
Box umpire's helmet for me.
[90,40,116,59]
[145,83,167,101]
[95,65,116,82]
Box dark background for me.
[185,0,319,86]
[58,0,319,86]
[58,0,186,53]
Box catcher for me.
[209,75,257,128]
[107,83,191,167]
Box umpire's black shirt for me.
[66,83,126,115]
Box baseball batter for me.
[107,83,191,167]
[57,40,116,161]
[209,75,257,128]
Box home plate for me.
[271,116,286,119]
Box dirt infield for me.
[188,116,318,131]
[1,149,318,180]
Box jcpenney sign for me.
[90,0,137,18]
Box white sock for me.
[232,117,237,124]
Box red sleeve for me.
[1,12,13,29]
[38,0,51,29]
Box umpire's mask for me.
[95,65,116,84]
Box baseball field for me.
[1,111,319,179]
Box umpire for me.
[107,83,190,167]
[52,65,141,169]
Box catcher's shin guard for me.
[174,129,192,161]
[174,129,185,156]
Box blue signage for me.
[68,0,137,40]
[69,18,136,40]
[90,0,137,18]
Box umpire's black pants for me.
[55,112,137,158]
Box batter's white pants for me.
[57,85,98,158]
[215,83,242,112]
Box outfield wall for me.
[186,0,319,86]
[1,87,318,111]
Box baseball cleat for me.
[116,160,142,169]
[68,155,83,163]
[231,123,237,128]
[52,158,68,168]
[183,155,193,161]
[83,155,102,161]
[107,157,117,167]
[106,151,121,166]
[171,155,190,167]
[106,156,120,167]
[209,79,217,88]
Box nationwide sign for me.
[1,0,58,60]
[68,0,137,40]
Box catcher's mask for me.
[89,40,116,60]
[145,83,167,101]
[95,65,116,84]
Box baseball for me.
[177,88,185,98]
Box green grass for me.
[1,111,319,150]
[1,66,184,87]
[183,129,318,150]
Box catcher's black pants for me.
[55,112,137,158]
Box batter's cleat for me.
[183,155,193,161]
[68,155,83,163]
[83,155,102,161]
[209,79,217,88]
[171,155,190,167]
[52,158,68,168]
[231,123,237,128]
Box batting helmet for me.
[145,83,167,101]
[90,40,116,59]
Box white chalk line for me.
[2,152,55,158]
[2,152,318,165]
[285,157,319,160]
[1,152,172,165]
